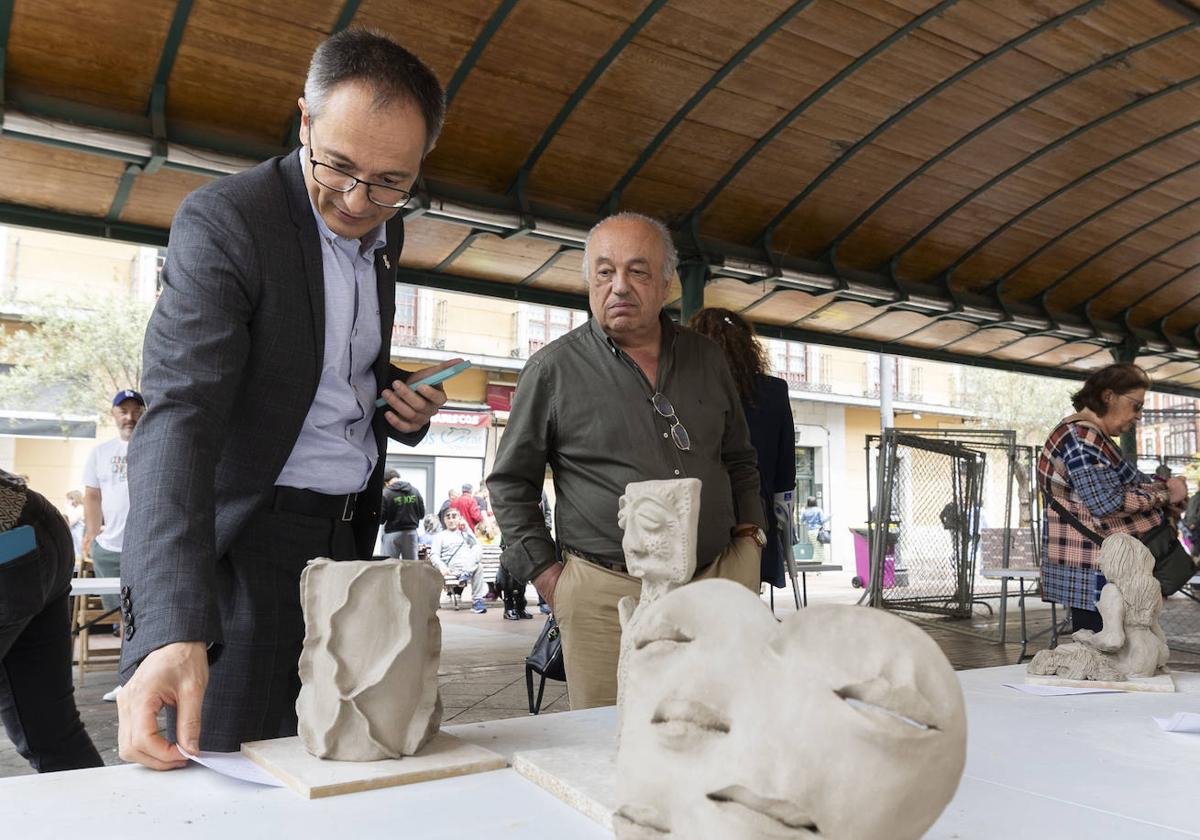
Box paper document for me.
[1003,683,1123,696]
[1154,712,1200,734]
[178,745,285,786]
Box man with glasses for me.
[116,30,460,769]
[488,212,766,710]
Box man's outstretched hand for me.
[117,641,208,770]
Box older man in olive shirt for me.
[487,212,766,710]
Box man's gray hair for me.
[304,29,446,155]
[582,212,679,283]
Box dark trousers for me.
[0,491,103,772]
[496,565,527,613]
[182,507,357,752]
[1070,607,1104,633]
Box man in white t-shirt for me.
[430,507,486,614]
[83,389,144,700]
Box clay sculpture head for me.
[297,558,444,760]
[618,478,701,593]
[614,580,967,840]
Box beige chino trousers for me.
[553,537,760,710]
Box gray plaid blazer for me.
[119,151,423,678]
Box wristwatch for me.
[732,524,767,548]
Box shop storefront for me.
[385,409,492,515]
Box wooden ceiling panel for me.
[0,137,126,218]
[801,300,882,333]
[744,289,831,324]
[702,277,775,314]
[166,0,329,144]
[848,310,930,342]
[945,326,1024,355]
[449,234,565,284]
[7,0,176,114]
[903,319,977,348]
[118,169,215,229]
[396,217,471,270]
[1032,341,1109,368]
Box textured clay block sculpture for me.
[615,580,967,840]
[615,478,700,713]
[297,558,444,761]
[1029,533,1170,682]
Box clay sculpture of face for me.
[615,580,967,840]
[618,478,701,591]
[297,558,445,761]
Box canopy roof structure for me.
[1,0,1199,390]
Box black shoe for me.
[503,609,520,620]
[517,610,533,619]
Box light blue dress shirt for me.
[276,148,386,495]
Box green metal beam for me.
[106,163,143,223]
[686,0,960,224]
[679,262,709,323]
[146,0,194,172]
[518,245,569,286]
[824,23,1196,260]
[510,0,669,209]
[395,266,588,311]
[756,0,1101,251]
[0,202,169,247]
[0,0,15,126]
[604,0,815,213]
[753,323,1198,397]
[445,0,520,107]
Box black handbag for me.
[524,615,566,715]
[1044,491,1195,597]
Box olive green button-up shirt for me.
[487,313,765,583]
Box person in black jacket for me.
[690,308,796,590]
[0,469,104,772]
[380,470,425,559]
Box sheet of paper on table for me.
[178,746,285,787]
[1154,712,1200,734]
[1003,683,1124,696]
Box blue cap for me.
[112,389,145,407]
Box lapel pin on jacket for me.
[382,254,392,269]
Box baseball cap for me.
[112,389,145,407]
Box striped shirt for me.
[1039,418,1168,611]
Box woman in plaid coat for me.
[1039,363,1188,631]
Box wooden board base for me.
[1025,672,1176,693]
[241,732,506,799]
[512,744,617,828]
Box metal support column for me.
[679,262,709,324]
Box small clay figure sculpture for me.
[614,479,700,713]
[1029,533,1170,681]
[614,581,967,840]
[296,558,444,760]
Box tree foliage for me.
[960,367,1078,446]
[0,294,153,422]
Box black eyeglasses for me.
[650,393,690,452]
[307,127,415,209]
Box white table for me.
[4,665,1199,837]
[980,567,1057,660]
[792,562,842,607]
[70,576,121,597]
